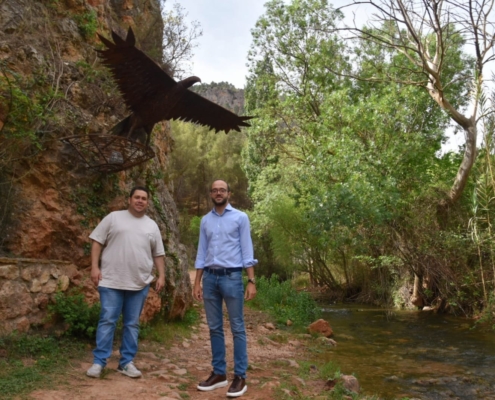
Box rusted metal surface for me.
[60,135,155,173]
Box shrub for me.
[0,68,52,148]
[48,288,100,339]
[74,10,98,40]
[248,274,321,328]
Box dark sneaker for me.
[227,375,247,397]
[197,371,228,391]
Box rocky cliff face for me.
[0,0,192,324]
[192,81,245,114]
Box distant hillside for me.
[191,81,245,114]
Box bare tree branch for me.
[338,0,495,203]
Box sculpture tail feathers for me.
[109,116,151,145]
[109,115,132,137]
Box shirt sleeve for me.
[152,225,165,257]
[194,216,207,269]
[89,213,112,245]
[239,213,258,268]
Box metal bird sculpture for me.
[97,27,253,147]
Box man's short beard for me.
[212,197,228,206]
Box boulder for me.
[341,375,360,393]
[0,281,33,319]
[324,375,360,394]
[0,264,18,279]
[264,322,276,330]
[308,319,333,337]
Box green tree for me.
[342,0,493,204]
[170,120,250,216]
[244,0,474,308]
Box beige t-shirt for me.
[89,210,165,290]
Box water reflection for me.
[321,305,495,399]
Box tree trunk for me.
[450,124,477,203]
[411,273,424,309]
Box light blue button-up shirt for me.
[195,204,258,269]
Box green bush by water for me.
[248,274,321,328]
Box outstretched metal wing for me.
[97,27,176,116]
[169,90,253,133]
[97,27,253,133]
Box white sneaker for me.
[117,361,142,378]
[86,363,103,378]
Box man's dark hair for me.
[211,180,231,192]
[129,186,150,198]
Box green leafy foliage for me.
[48,288,101,339]
[74,10,98,40]
[183,215,201,249]
[71,174,121,228]
[242,0,476,310]
[475,293,495,330]
[248,275,321,327]
[169,120,251,217]
[466,91,495,317]
[0,67,56,149]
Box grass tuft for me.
[0,333,86,397]
[140,308,200,345]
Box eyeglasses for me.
[211,188,228,194]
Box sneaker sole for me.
[86,372,101,378]
[117,369,142,378]
[197,380,228,391]
[227,385,247,397]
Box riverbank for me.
[26,305,359,400]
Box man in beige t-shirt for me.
[86,186,165,379]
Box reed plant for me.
[469,90,495,321]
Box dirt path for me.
[28,306,325,400]
[28,274,331,400]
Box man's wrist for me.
[248,278,256,285]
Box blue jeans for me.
[93,285,150,368]
[202,270,247,378]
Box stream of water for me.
[320,305,495,399]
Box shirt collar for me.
[212,203,232,216]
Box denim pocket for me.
[227,271,242,280]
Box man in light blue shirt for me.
[193,179,257,398]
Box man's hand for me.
[193,269,204,301]
[245,282,257,301]
[193,282,203,301]
[91,266,102,287]
[90,240,103,287]
[153,256,165,293]
[155,275,165,292]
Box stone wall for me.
[0,257,78,334]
